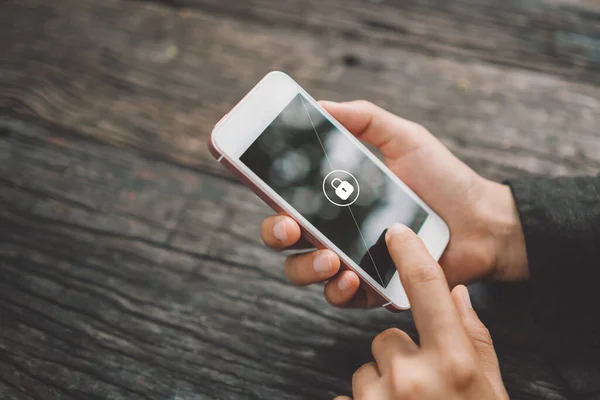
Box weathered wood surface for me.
[3,0,600,180]
[1,0,600,399]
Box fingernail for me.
[273,220,288,242]
[461,285,473,309]
[337,275,352,291]
[313,252,333,274]
[385,223,408,241]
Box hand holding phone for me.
[262,99,525,308]
[210,72,524,310]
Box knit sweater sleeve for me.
[506,175,600,326]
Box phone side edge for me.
[208,129,223,160]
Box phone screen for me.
[240,94,429,288]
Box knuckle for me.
[324,283,344,306]
[371,328,407,353]
[283,256,304,285]
[352,362,373,383]
[391,371,427,398]
[282,257,296,280]
[375,327,403,342]
[440,350,477,388]
[411,122,430,137]
[452,364,478,389]
[406,263,442,285]
[354,384,374,399]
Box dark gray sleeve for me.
[506,175,600,326]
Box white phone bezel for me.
[211,71,450,310]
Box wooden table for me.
[1,0,600,398]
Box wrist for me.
[479,181,529,281]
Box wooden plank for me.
[1,0,599,183]
[147,0,600,84]
[0,113,581,399]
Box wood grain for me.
[2,0,599,180]
[1,0,600,398]
[0,113,586,400]
[146,0,600,83]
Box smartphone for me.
[209,71,449,311]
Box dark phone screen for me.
[240,94,428,287]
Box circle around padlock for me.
[322,169,360,207]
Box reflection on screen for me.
[240,94,428,287]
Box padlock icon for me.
[331,178,354,201]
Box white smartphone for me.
[209,71,449,311]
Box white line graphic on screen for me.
[299,95,385,287]
[299,95,333,168]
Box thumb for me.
[319,100,428,160]
[452,285,508,398]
